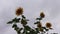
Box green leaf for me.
[22,15,26,18]
[21,19,27,25]
[19,28,23,31]
[14,27,19,31]
[45,29,49,31]
[12,24,17,28]
[17,31,20,34]
[22,29,25,34]
[35,28,39,33]
[30,29,37,34]
[12,18,20,23]
[42,27,46,29]
[42,27,49,31]
[24,26,31,31]
[34,21,40,24]
[36,18,42,20]
[7,18,20,24]
[7,21,13,24]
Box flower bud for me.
[40,12,45,18]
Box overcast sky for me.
[0,0,60,34]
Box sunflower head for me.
[40,12,45,18]
[46,22,52,28]
[16,7,23,16]
[37,23,42,28]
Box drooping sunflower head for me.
[16,7,23,16]
[46,22,52,28]
[40,12,45,18]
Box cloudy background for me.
[0,0,60,34]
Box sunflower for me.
[16,7,23,16]
[46,22,52,28]
[37,23,42,28]
[40,12,45,18]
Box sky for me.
[0,0,60,34]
